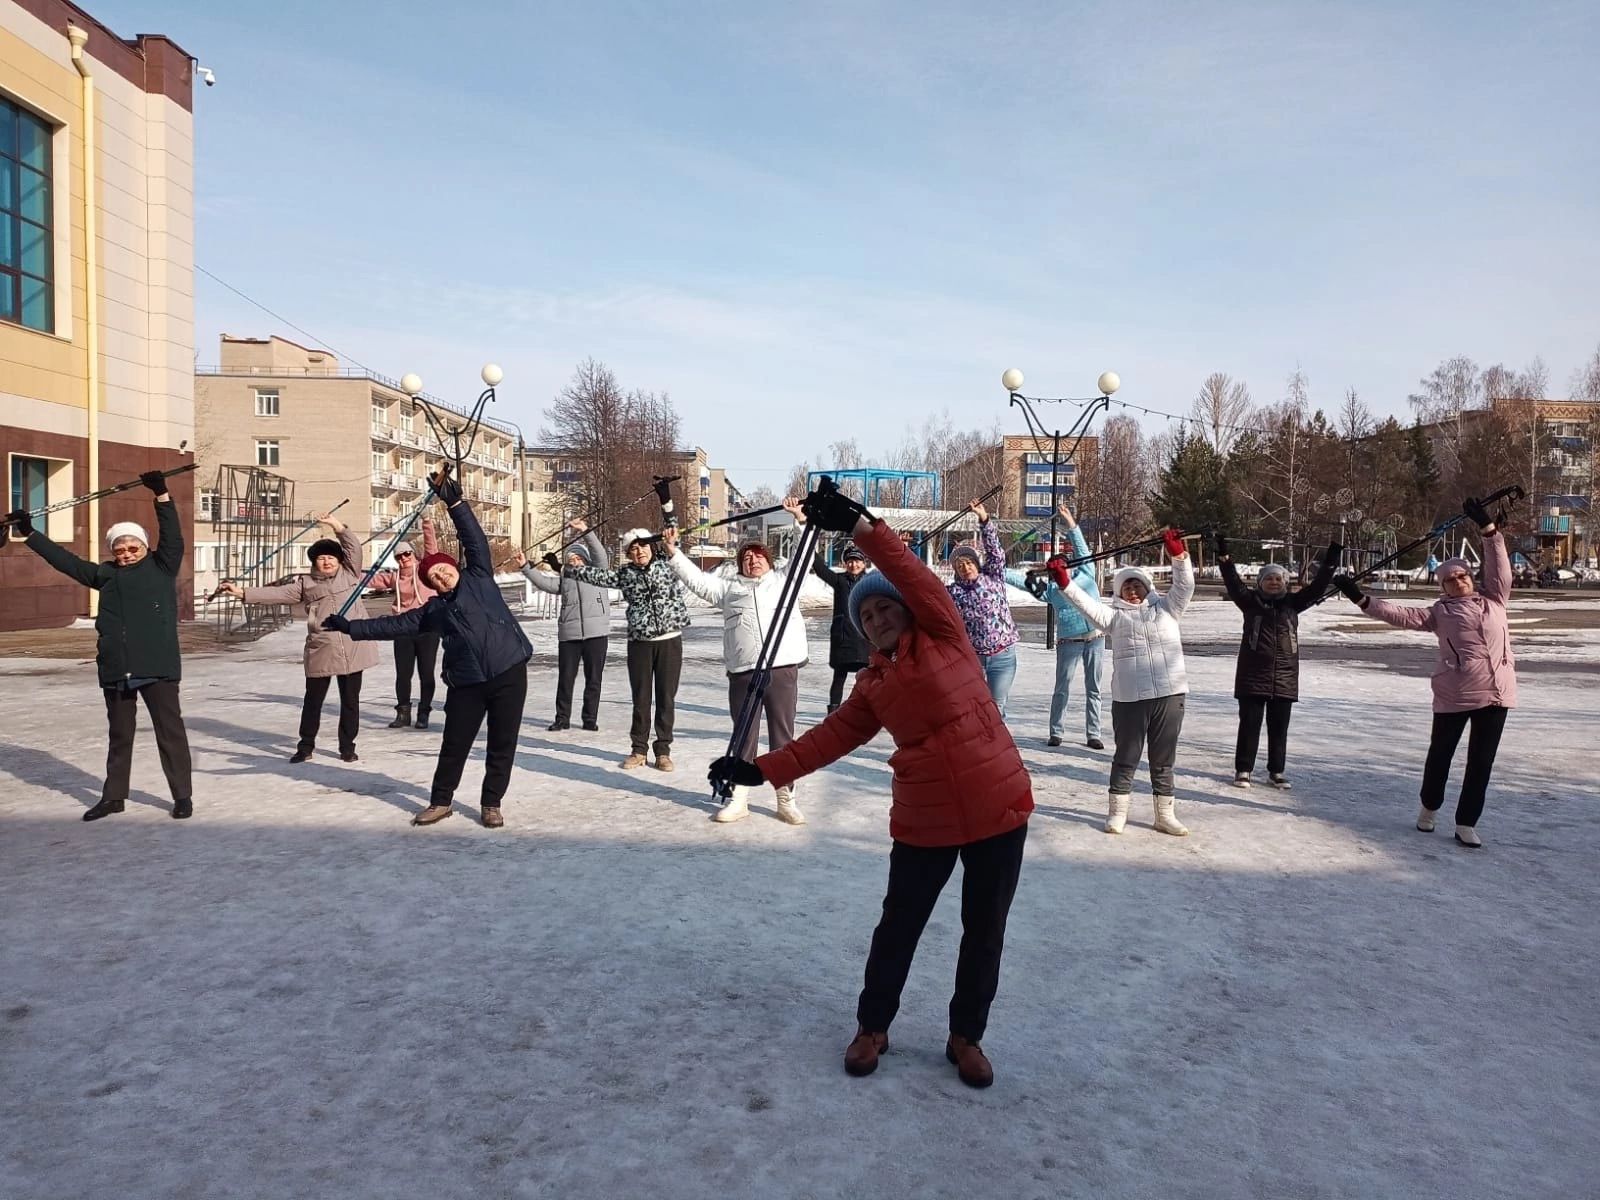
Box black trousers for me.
[299,672,363,754]
[393,633,440,710]
[858,822,1028,1043]
[1235,697,1294,775]
[555,636,608,726]
[828,665,861,711]
[101,680,193,805]
[1421,705,1508,828]
[626,637,682,756]
[430,663,529,808]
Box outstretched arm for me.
[978,517,1005,579]
[1060,579,1115,630]
[1289,543,1342,612]
[853,517,966,643]
[447,500,492,577]
[1162,554,1195,618]
[347,605,430,641]
[669,547,733,604]
[151,493,184,574]
[757,686,883,788]
[23,531,106,588]
[1480,529,1511,605]
[567,563,621,589]
[1355,595,1438,632]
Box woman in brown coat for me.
[218,512,380,762]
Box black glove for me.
[708,756,765,789]
[4,509,35,537]
[1214,531,1230,559]
[431,472,463,506]
[542,552,561,571]
[320,613,352,635]
[802,486,870,534]
[1331,575,1365,604]
[139,470,168,495]
[1024,572,1050,600]
[652,476,678,505]
[1461,496,1494,529]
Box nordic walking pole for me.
[922,482,1004,545]
[1,463,199,533]
[204,498,351,602]
[493,476,685,571]
[333,467,454,618]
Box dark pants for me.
[393,633,440,710]
[1421,705,1508,828]
[727,664,799,762]
[858,823,1027,1042]
[1110,695,1185,795]
[828,665,861,711]
[555,636,608,726]
[626,637,682,757]
[300,672,363,754]
[101,680,193,804]
[430,663,529,808]
[1235,697,1294,775]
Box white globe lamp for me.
[1001,368,1025,393]
[481,363,504,387]
[399,373,423,397]
[1097,371,1121,396]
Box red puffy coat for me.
[758,519,1033,848]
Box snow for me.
[2,593,1598,1199]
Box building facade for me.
[1,0,195,629]
[193,335,519,593]
[944,434,1100,534]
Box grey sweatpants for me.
[727,664,799,763]
[1109,695,1186,796]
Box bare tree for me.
[1094,415,1149,543]
[1408,355,1483,483]
[1190,372,1253,456]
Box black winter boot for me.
[83,798,125,822]
[388,705,412,728]
[414,707,430,730]
[172,798,193,820]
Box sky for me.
[96,0,1600,492]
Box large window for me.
[1,97,54,333]
[199,487,218,519]
[255,440,279,467]
[254,389,279,417]
[9,453,71,539]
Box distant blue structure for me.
[805,468,941,509]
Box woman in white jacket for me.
[1059,529,1194,837]
[663,498,809,827]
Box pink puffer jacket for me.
[1359,530,1517,713]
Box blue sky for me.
[101,0,1600,491]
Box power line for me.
[195,264,374,374]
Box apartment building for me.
[1,0,195,629]
[944,433,1100,536]
[193,335,519,592]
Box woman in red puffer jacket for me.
[710,493,1033,1090]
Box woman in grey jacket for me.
[517,517,611,732]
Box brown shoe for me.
[653,754,674,772]
[481,806,504,828]
[620,752,648,770]
[844,1027,889,1077]
[945,1035,993,1088]
[411,804,454,826]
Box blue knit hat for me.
[847,570,907,634]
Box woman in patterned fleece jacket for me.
[946,499,1021,717]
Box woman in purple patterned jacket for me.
[946,499,1021,717]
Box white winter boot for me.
[774,786,806,826]
[713,786,751,823]
[1416,804,1436,833]
[1454,825,1482,848]
[1153,795,1189,837]
[1105,793,1130,835]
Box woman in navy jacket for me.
[325,472,532,828]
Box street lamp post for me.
[1001,368,1121,650]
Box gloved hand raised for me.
[139,470,168,495]
[1024,572,1050,600]
[708,756,765,789]
[1046,555,1071,590]
[1331,575,1365,604]
[1214,531,1230,559]
[802,486,870,534]
[542,552,561,572]
[652,476,678,505]
[321,613,353,635]
[1162,528,1187,558]
[3,509,35,537]
[1461,496,1494,529]
[430,471,462,506]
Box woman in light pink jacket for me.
[1331,498,1516,848]
[366,517,440,729]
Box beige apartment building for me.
[1,0,195,629]
[193,335,519,594]
[945,433,1100,532]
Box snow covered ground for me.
[2,593,1597,1199]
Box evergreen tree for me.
[1148,429,1234,537]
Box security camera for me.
[199,67,215,87]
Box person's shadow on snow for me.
[0,740,171,814]
[517,736,721,814]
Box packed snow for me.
[2,591,1597,1199]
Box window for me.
[260,489,282,515]
[254,388,280,417]
[255,440,279,467]
[8,453,70,538]
[372,451,386,473]
[371,397,388,424]
[399,408,413,433]
[199,488,218,519]
[1,97,55,333]
[398,453,413,474]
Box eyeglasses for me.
[397,551,414,558]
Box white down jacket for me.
[669,551,809,674]
[1062,556,1194,702]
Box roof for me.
[870,507,1042,535]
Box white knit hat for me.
[1112,565,1154,599]
[106,521,148,551]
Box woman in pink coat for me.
[1331,498,1516,848]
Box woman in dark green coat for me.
[6,472,194,821]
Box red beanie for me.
[418,551,458,584]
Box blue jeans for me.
[1049,637,1104,740]
[981,644,1018,719]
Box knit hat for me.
[1257,563,1289,587]
[620,528,654,553]
[1437,556,1473,591]
[1112,565,1155,600]
[418,551,458,585]
[105,521,148,551]
[737,541,772,573]
[566,543,592,563]
[307,538,343,564]
[847,570,907,634]
[948,542,981,569]
[394,540,415,557]
[842,544,867,563]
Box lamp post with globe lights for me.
[1000,368,1121,649]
